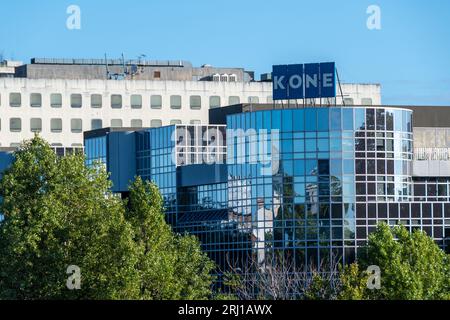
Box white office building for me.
[0,58,381,148]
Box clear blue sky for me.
[1,0,449,105]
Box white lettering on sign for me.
[289,75,302,89]
[274,76,285,90]
[322,73,334,87]
[305,74,318,88]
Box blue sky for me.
[1,0,449,105]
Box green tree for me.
[0,137,140,299]
[340,223,450,300]
[125,177,215,300]
[0,137,216,300]
[338,263,369,300]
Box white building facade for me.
[0,64,381,148]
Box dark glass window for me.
[376,109,385,130]
[356,160,366,174]
[366,109,375,130]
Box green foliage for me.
[304,273,334,300]
[340,223,450,300]
[338,263,369,300]
[0,137,140,299]
[126,177,215,300]
[0,137,215,300]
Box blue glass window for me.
[355,108,365,130]
[342,109,354,130]
[330,109,341,131]
[305,109,317,131]
[293,110,304,131]
[317,109,329,131]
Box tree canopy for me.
[0,136,215,300]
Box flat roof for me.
[209,104,450,127]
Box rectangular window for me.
[154,71,161,79]
[111,119,123,128]
[91,94,102,108]
[30,118,42,132]
[51,93,62,108]
[170,119,182,125]
[9,93,21,107]
[30,93,42,107]
[170,95,182,109]
[150,119,162,128]
[190,95,201,110]
[111,95,122,109]
[71,119,82,133]
[91,119,103,130]
[343,98,354,105]
[10,118,22,132]
[151,95,162,109]
[71,94,82,108]
[190,120,201,125]
[228,96,240,105]
[51,118,63,132]
[209,96,221,109]
[131,119,143,127]
[248,96,259,103]
[361,98,373,105]
[130,95,142,109]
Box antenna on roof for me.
[104,53,109,79]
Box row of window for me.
[0,93,261,109]
[0,118,202,132]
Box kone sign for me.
[272,62,336,100]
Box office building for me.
[83,103,450,278]
[0,57,380,148]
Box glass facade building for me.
[83,106,450,280]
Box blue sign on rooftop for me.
[272,62,336,100]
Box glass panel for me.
[51,93,62,108]
[190,95,201,109]
[228,96,240,105]
[130,94,142,109]
[170,95,182,109]
[330,109,341,131]
[30,118,42,132]
[91,119,102,130]
[111,95,122,109]
[131,119,143,127]
[209,96,221,109]
[317,109,329,131]
[30,93,42,107]
[9,93,21,107]
[51,118,62,132]
[150,119,162,128]
[71,119,82,133]
[71,94,82,108]
[111,119,123,128]
[151,95,162,109]
[91,94,102,108]
[342,109,353,130]
[355,108,365,130]
[248,96,259,103]
[305,109,317,131]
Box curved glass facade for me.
[226,107,413,267]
